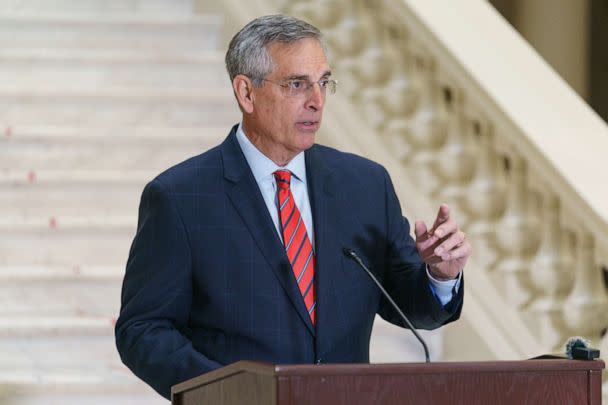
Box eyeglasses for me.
[263,78,338,98]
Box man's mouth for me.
[295,121,320,132]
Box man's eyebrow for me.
[284,74,309,81]
[284,71,332,81]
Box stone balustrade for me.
[271,0,608,387]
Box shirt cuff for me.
[426,266,462,307]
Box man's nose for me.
[305,82,325,111]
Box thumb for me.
[414,220,428,241]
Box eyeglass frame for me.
[262,76,338,98]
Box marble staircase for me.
[0,0,240,403]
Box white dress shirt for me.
[236,124,315,247]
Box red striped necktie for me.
[273,170,316,325]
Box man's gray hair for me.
[225,15,325,86]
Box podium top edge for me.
[273,359,605,375]
[172,358,605,395]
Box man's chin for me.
[297,133,317,151]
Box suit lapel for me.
[221,128,315,336]
[305,146,344,354]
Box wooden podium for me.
[171,359,604,404]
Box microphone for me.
[565,336,600,360]
[342,247,431,363]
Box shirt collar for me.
[236,123,307,185]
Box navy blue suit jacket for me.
[115,126,463,399]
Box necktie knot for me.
[273,170,291,190]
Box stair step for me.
[0,0,195,16]
[0,124,225,137]
[2,391,165,405]
[0,168,151,183]
[0,48,227,89]
[0,265,123,318]
[0,333,164,402]
[1,368,164,404]
[0,47,224,60]
[0,169,145,217]
[1,334,118,373]
[0,215,136,229]
[0,316,114,337]
[0,321,162,402]
[0,13,221,50]
[0,88,240,126]
[0,125,227,170]
[0,216,135,267]
[0,265,123,280]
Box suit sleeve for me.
[377,168,463,330]
[115,178,222,400]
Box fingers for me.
[433,218,458,240]
[434,231,466,260]
[416,205,467,264]
[414,220,428,241]
[417,205,471,276]
[418,219,455,253]
[440,241,471,261]
[430,203,450,233]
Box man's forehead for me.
[268,39,330,77]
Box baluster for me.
[376,12,421,161]
[377,10,418,119]
[563,233,608,343]
[432,84,475,212]
[460,126,505,269]
[320,0,369,97]
[378,57,420,122]
[527,194,574,349]
[492,155,539,308]
[348,1,398,130]
[350,0,393,90]
[398,49,447,194]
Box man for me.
[115,15,470,400]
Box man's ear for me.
[232,75,255,114]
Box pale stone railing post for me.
[459,125,506,270]
[563,233,608,344]
[431,83,476,208]
[528,194,574,349]
[491,154,539,309]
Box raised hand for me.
[414,204,471,280]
